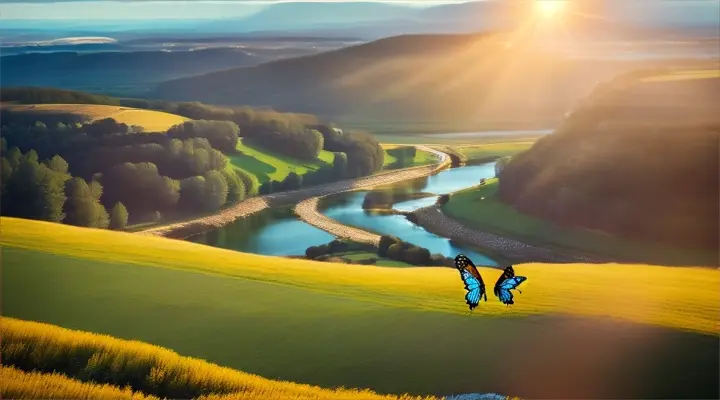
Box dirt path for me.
[138,146,450,239]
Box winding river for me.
[188,163,498,265]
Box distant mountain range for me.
[153,31,719,127]
[0,45,335,96]
[3,0,719,41]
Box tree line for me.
[1,92,386,229]
[1,88,385,177]
[1,118,251,228]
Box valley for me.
[2,2,719,399]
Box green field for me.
[1,103,189,132]
[332,251,415,267]
[456,142,535,161]
[3,217,719,398]
[229,139,335,183]
[381,145,438,169]
[442,179,717,266]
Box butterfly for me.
[454,254,487,310]
[494,265,527,305]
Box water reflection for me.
[323,192,497,266]
[189,163,499,264]
[320,163,499,265]
[188,207,334,256]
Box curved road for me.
[138,145,450,239]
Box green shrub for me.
[378,235,402,256]
[386,243,404,260]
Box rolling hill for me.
[154,32,718,129]
[2,217,719,399]
[0,47,327,96]
[495,69,719,253]
[1,317,431,400]
[0,103,189,132]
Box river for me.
[188,163,499,265]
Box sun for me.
[535,0,567,18]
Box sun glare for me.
[536,0,567,18]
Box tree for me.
[24,149,39,163]
[495,156,512,176]
[236,169,259,197]
[47,155,69,175]
[64,178,98,227]
[167,120,240,153]
[89,179,103,201]
[203,170,228,211]
[109,202,129,230]
[179,176,206,210]
[387,243,404,260]
[95,202,110,228]
[332,152,348,179]
[378,235,401,256]
[220,169,245,204]
[6,147,22,169]
[282,172,302,191]
[403,246,431,265]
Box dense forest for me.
[1,88,385,229]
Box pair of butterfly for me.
[455,254,527,310]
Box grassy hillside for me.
[1,103,189,132]
[0,49,276,97]
[230,139,336,183]
[497,70,720,254]
[154,33,718,130]
[381,144,437,169]
[443,179,717,266]
[2,217,719,398]
[1,318,429,400]
[0,365,157,400]
[455,142,534,162]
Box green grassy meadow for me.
[381,145,438,169]
[442,179,717,266]
[2,217,719,398]
[332,250,415,267]
[229,139,336,183]
[456,142,535,161]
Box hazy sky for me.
[0,0,452,20]
[1,0,718,22]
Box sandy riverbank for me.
[409,205,598,264]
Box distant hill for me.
[498,69,720,251]
[0,48,301,96]
[154,32,718,128]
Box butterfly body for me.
[455,254,487,310]
[494,265,527,305]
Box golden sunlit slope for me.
[1,104,189,132]
[2,216,718,335]
[0,317,432,400]
[0,317,431,400]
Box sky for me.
[0,0,718,22]
[0,0,451,20]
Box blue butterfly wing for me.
[496,287,515,305]
[498,276,527,290]
[495,276,527,305]
[460,269,486,310]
